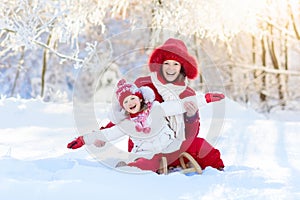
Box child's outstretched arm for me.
[182,92,225,107]
[159,92,225,116]
[67,126,125,149]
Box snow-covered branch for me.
[33,39,84,63]
[217,63,300,76]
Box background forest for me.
[1,2,300,199]
[1,0,300,113]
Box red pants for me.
[127,137,224,172]
[102,122,224,172]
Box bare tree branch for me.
[33,39,83,63]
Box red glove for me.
[67,136,85,149]
[205,93,225,103]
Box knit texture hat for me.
[148,38,198,80]
[116,79,155,107]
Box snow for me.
[0,97,300,200]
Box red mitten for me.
[205,93,225,103]
[67,136,85,149]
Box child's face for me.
[162,60,181,82]
[123,95,142,114]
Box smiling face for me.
[162,60,182,83]
[122,95,142,114]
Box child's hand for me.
[67,136,85,149]
[205,93,225,103]
[94,139,106,147]
[184,101,198,117]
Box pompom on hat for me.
[115,79,155,107]
[148,38,199,80]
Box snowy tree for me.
[0,0,121,100]
[139,0,300,111]
[1,0,300,112]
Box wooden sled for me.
[159,152,202,175]
[179,152,202,174]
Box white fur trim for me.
[139,86,155,103]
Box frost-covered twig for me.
[215,62,300,76]
[33,39,84,63]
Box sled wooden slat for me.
[159,156,168,175]
[179,152,202,174]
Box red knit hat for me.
[148,38,199,80]
[116,79,142,107]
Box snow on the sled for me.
[0,97,299,200]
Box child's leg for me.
[127,154,162,172]
[167,137,224,170]
[187,137,224,170]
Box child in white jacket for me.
[67,79,224,162]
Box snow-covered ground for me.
[0,97,299,200]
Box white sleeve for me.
[159,94,208,117]
[159,100,186,116]
[194,93,208,107]
[83,126,125,145]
